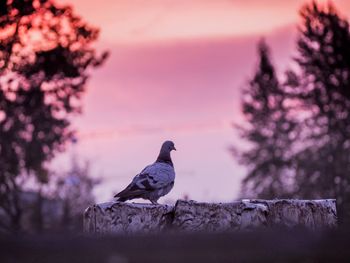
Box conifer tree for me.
[236,40,297,198]
[0,0,107,232]
[291,2,350,223]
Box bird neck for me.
[156,150,173,167]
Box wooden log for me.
[84,199,337,234]
[172,200,268,231]
[84,202,173,234]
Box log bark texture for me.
[84,202,173,234]
[84,199,337,234]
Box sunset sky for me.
[54,0,350,203]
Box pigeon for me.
[114,140,176,204]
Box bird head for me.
[161,140,176,152]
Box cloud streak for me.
[76,119,232,141]
[59,0,300,43]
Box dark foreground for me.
[0,229,350,263]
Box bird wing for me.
[114,163,175,198]
[140,162,175,188]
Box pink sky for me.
[54,0,350,203]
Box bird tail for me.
[114,188,145,202]
[114,182,134,201]
[114,191,128,202]
[115,196,128,202]
[114,180,147,201]
[114,187,137,201]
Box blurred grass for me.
[1,228,350,263]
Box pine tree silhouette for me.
[291,1,350,224]
[235,40,297,199]
[0,0,108,233]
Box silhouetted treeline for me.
[235,1,350,224]
[0,0,108,234]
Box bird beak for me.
[173,146,177,151]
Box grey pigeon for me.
[114,140,176,204]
